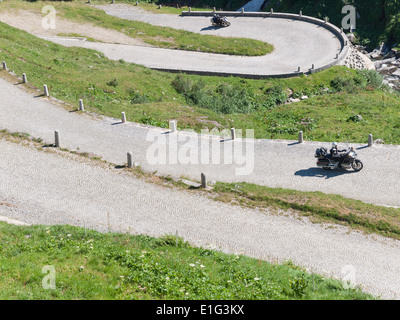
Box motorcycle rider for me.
[330,142,346,167]
[212,14,222,25]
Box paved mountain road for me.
[0,76,400,207]
[41,4,342,77]
[1,138,400,299]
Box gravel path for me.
[38,4,341,77]
[1,76,400,207]
[1,138,400,299]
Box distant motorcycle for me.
[211,15,231,27]
[315,146,363,172]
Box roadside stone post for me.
[54,130,60,148]
[241,8,244,13]
[43,85,49,97]
[299,11,302,16]
[127,152,133,168]
[2,61,7,70]
[169,120,177,133]
[79,99,84,111]
[121,111,126,123]
[22,73,27,84]
[271,8,273,14]
[298,131,304,143]
[201,173,207,188]
[188,7,191,12]
[213,7,216,12]
[368,134,373,147]
[231,128,236,140]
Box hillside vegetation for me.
[0,222,374,299]
[263,0,400,49]
[1,14,399,144]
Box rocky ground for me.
[352,39,400,91]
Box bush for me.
[356,69,384,89]
[106,78,119,87]
[171,75,257,114]
[129,89,150,104]
[264,85,288,105]
[330,74,366,93]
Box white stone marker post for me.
[54,130,60,147]
[43,85,49,97]
[201,173,207,188]
[231,128,236,140]
[79,99,84,111]
[298,131,304,143]
[368,134,373,147]
[127,152,133,168]
[169,120,177,133]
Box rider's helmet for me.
[332,142,338,148]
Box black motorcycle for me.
[315,146,363,172]
[211,15,231,27]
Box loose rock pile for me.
[367,45,400,91]
[343,34,400,91]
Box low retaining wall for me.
[175,10,351,79]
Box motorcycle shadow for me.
[294,167,356,179]
[200,26,222,31]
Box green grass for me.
[56,33,99,42]
[0,222,374,300]
[122,2,213,14]
[1,0,273,56]
[0,2,399,143]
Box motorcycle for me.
[211,15,231,27]
[314,146,363,172]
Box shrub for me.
[330,74,366,93]
[129,89,150,104]
[356,69,384,89]
[171,75,257,114]
[106,78,119,87]
[264,85,288,105]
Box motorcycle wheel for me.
[352,160,363,172]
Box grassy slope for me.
[0,222,374,300]
[1,19,399,143]
[213,182,400,241]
